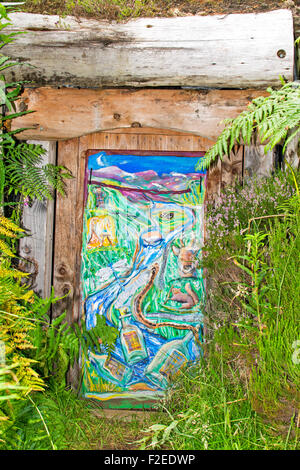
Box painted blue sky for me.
[87,152,206,176]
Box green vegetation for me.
[2,384,161,450]
[17,0,286,21]
[0,2,299,451]
[138,168,299,450]
[0,4,119,449]
[137,356,298,450]
[197,80,300,171]
[11,0,175,20]
[207,168,300,426]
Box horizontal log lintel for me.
[3,10,294,89]
[12,87,268,141]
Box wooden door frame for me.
[52,130,243,389]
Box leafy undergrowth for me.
[136,168,300,451]
[18,0,287,21]
[1,357,298,450]
[203,169,300,426]
[1,385,161,450]
[137,355,299,450]
[2,169,299,451]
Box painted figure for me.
[86,215,117,250]
[166,282,199,309]
[171,235,200,278]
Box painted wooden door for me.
[53,133,242,391]
[80,150,206,408]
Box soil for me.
[17,0,300,21]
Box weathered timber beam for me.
[3,10,294,89]
[13,87,268,141]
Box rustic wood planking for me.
[3,10,294,88]
[52,138,80,324]
[13,87,267,142]
[244,145,275,177]
[284,131,300,169]
[19,141,56,298]
[86,132,214,152]
[205,159,222,203]
[221,146,244,189]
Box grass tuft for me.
[15,1,287,21]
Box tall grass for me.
[22,0,173,20]
[137,354,298,450]
[248,189,300,424]
[139,169,300,450]
[1,384,160,450]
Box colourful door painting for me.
[81,150,206,408]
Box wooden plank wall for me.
[244,145,275,177]
[12,87,268,143]
[19,141,56,298]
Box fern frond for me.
[0,216,24,233]
[198,81,300,170]
[4,144,72,200]
[0,266,29,278]
[0,239,14,257]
